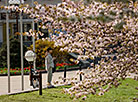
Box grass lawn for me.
[0,79,138,102]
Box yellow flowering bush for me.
[28,39,68,67]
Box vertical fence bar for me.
[64,66,66,82]
[15,4,19,39]
[32,0,36,70]
[79,64,82,81]
[6,0,10,93]
[32,21,36,70]
[30,63,33,86]
[39,72,42,95]
[20,11,24,91]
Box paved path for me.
[0,69,89,95]
[0,69,136,96]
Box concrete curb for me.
[0,67,87,77]
[7,84,71,96]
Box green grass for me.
[0,79,138,102]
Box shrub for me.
[28,39,68,67]
[0,36,28,68]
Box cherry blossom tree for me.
[1,0,138,99]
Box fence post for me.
[30,63,33,86]
[39,72,42,95]
[64,66,67,82]
[79,64,82,81]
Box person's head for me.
[47,47,53,54]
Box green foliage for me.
[86,15,95,20]
[114,21,126,30]
[109,11,116,16]
[96,14,114,23]
[28,39,68,67]
[0,36,28,68]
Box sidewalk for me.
[0,69,136,96]
[0,69,88,95]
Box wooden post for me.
[39,72,42,95]
[64,66,66,82]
